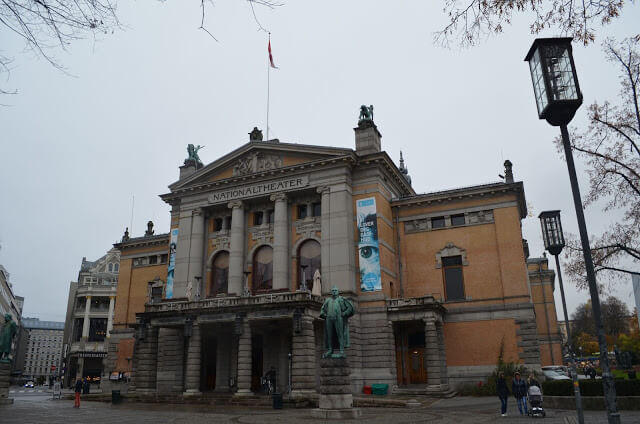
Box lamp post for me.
[539,210,584,424]
[525,38,620,423]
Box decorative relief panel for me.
[233,152,283,176]
[295,217,321,238]
[249,226,274,244]
[210,236,230,251]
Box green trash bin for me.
[112,390,121,404]
[371,384,388,395]
[272,392,283,409]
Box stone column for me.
[133,326,158,394]
[174,210,193,298]
[228,201,245,295]
[328,184,356,293]
[436,322,449,389]
[82,296,91,340]
[187,208,206,287]
[106,296,115,338]
[270,193,289,291]
[235,318,252,396]
[317,187,331,293]
[184,322,201,394]
[291,314,316,396]
[425,319,442,390]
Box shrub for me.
[542,379,640,396]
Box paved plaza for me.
[2,393,639,424]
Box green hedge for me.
[542,379,640,396]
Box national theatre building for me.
[107,113,561,399]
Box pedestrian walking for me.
[511,372,528,415]
[527,373,540,388]
[496,371,510,416]
[74,378,83,408]
[82,377,90,394]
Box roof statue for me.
[145,221,155,237]
[121,227,130,242]
[186,144,204,164]
[249,127,264,142]
[358,104,374,124]
[319,286,354,358]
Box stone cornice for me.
[391,181,527,219]
[160,155,357,205]
[114,233,169,251]
[354,151,415,197]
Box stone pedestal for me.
[0,362,13,405]
[311,358,361,419]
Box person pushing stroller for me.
[527,375,545,417]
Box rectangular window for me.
[267,209,274,224]
[88,318,107,342]
[149,255,158,265]
[213,218,223,231]
[312,202,321,217]
[442,255,464,301]
[297,204,307,219]
[253,211,263,226]
[160,254,168,264]
[150,286,163,304]
[451,214,465,226]
[431,216,445,229]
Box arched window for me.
[209,251,229,297]
[253,246,273,293]
[114,263,119,272]
[108,263,113,272]
[298,239,321,291]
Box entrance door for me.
[251,335,263,392]
[395,325,428,385]
[202,336,217,391]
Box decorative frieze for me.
[404,209,494,234]
[210,236,230,251]
[233,152,283,176]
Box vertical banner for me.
[166,228,179,299]
[356,197,381,292]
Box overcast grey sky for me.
[0,1,638,323]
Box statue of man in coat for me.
[320,286,354,358]
[0,314,17,362]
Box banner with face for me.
[166,227,179,299]
[356,197,381,292]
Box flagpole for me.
[266,32,271,142]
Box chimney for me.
[504,160,514,183]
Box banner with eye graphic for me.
[356,197,381,292]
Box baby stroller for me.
[527,384,546,418]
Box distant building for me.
[60,248,119,387]
[21,318,64,381]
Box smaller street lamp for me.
[539,210,584,424]
[526,38,619,424]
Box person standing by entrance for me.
[511,372,528,415]
[496,372,510,416]
[74,379,83,408]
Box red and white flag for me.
[268,37,278,69]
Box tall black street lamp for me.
[539,210,584,424]
[525,38,620,423]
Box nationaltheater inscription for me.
[207,176,309,204]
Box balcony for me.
[144,291,323,315]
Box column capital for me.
[316,186,330,194]
[270,193,288,202]
[109,296,115,300]
[228,200,243,209]
[192,207,204,216]
[86,295,92,300]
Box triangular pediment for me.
[169,141,353,191]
